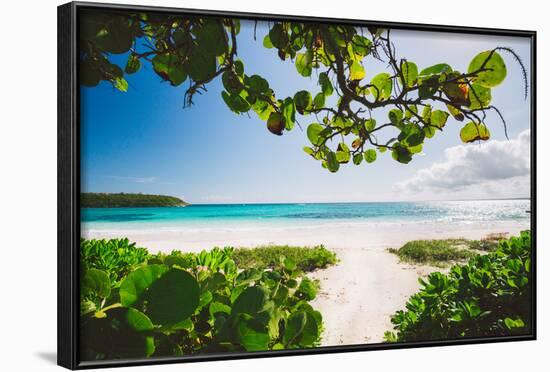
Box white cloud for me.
[395,130,531,198]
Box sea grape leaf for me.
[187,51,216,82]
[313,92,326,110]
[124,54,141,74]
[282,98,296,130]
[82,268,111,299]
[419,63,451,76]
[119,265,200,326]
[392,143,413,164]
[236,318,270,351]
[297,311,320,346]
[430,110,449,129]
[80,307,155,359]
[350,61,365,81]
[232,286,268,316]
[364,118,376,132]
[388,109,403,125]
[114,77,128,92]
[222,91,251,113]
[296,51,313,77]
[152,54,187,86]
[269,24,288,49]
[283,311,307,345]
[247,75,270,94]
[325,151,340,173]
[307,123,324,146]
[460,122,491,143]
[364,149,377,163]
[370,73,392,100]
[294,90,312,114]
[319,72,334,96]
[418,76,439,99]
[468,51,507,88]
[93,17,134,54]
[468,83,492,109]
[400,61,418,87]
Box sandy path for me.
[309,247,437,345]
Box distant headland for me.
[81,192,188,208]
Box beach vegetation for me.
[81,192,188,208]
[232,244,338,272]
[388,239,475,267]
[80,239,334,360]
[384,231,532,342]
[389,236,502,266]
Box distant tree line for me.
[81,192,188,208]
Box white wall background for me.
[1,0,546,370]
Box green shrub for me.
[384,231,532,342]
[80,238,150,286]
[80,240,325,360]
[467,239,499,252]
[232,244,338,272]
[388,239,475,266]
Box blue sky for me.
[80,21,532,204]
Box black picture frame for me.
[58,1,537,369]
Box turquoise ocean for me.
[81,199,530,233]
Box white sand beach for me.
[83,219,529,346]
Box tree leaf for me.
[469,83,492,109]
[307,123,324,146]
[419,63,451,76]
[283,311,307,345]
[319,72,334,96]
[431,110,449,129]
[392,143,412,164]
[113,77,128,92]
[364,149,377,163]
[313,92,326,109]
[296,51,313,77]
[294,90,312,114]
[82,269,111,299]
[350,61,365,81]
[232,286,268,316]
[400,61,418,87]
[268,24,288,49]
[370,73,392,100]
[119,265,200,326]
[325,151,340,172]
[364,118,376,132]
[267,112,285,136]
[236,318,270,351]
[124,54,141,74]
[468,51,507,88]
[281,98,296,130]
[460,122,491,143]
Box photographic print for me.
[71,3,534,366]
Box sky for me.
[80,19,532,204]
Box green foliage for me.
[231,244,338,272]
[468,50,507,88]
[385,231,532,342]
[460,122,491,143]
[80,238,150,287]
[388,239,475,267]
[81,192,188,208]
[80,240,330,360]
[79,11,523,172]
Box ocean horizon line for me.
[135,197,531,207]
